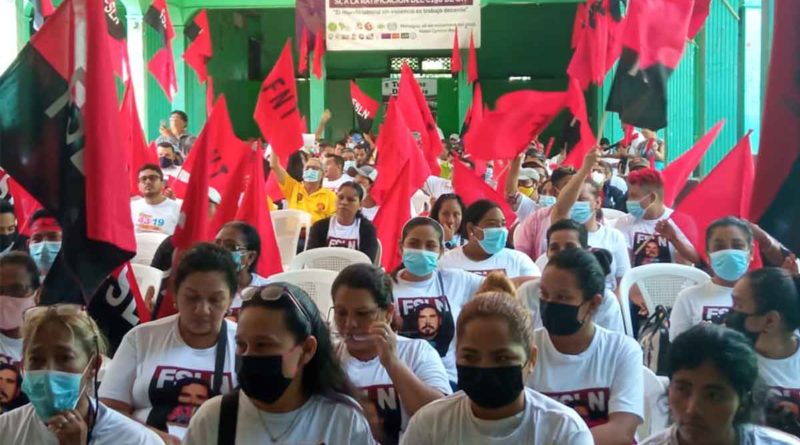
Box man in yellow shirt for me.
[270,152,337,223]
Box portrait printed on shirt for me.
[146,366,233,432]
[397,296,454,358]
[544,388,611,429]
[633,232,671,266]
[360,384,402,445]
[0,363,28,414]
[702,306,732,324]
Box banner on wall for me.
[382,78,438,119]
[325,0,481,51]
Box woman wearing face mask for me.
[430,194,466,250]
[401,292,594,445]
[214,222,271,319]
[270,152,336,224]
[726,267,800,436]
[0,305,163,444]
[518,220,625,334]
[440,200,539,280]
[669,217,754,341]
[333,264,451,444]
[641,324,799,445]
[307,182,379,263]
[391,217,483,386]
[183,283,375,444]
[99,243,238,445]
[527,248,643,444]
[26,210,63,278]
[0,253,40,372]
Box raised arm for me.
[269,151,288,185]
[314,109,332,141]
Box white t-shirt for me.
[130,197,181,235]
[527,326,644,428]
[440,247,540,279]
[423,176,454,199]
[518,280,625,335]
[323,174,355,192]
[587,224,632,292]
[668,281,732,341]
[338,336,452,441]
[183,392,376,445]
[400,388,594,445]
[0,401,163,445]
[0,332,22,368]
[641,424,800,445]
[361,205,378,221]
[98,315,238,434]
[758,341,800,408]
[327,217,360,249]
[614,208,692,267]
[392,268,483,382]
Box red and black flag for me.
[145,0,178,101]
[350,80,379,134]
[103,0,129,81]
[562,78,597,169]
[0,0,136,303]
[606,0,693,130]
[88,263,150,355]
[750,0,800,255]
[568,0,625,90]
[183,9,212,84]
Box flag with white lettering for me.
[88,263,150,356]
[350,80,379,133]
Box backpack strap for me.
[217,389,240,444]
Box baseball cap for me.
[354,165,378,182]
[519,168,540,183]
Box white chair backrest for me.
[535,253,549,272]
[411,190,430,215]
[268,269,339,318]
[618,263,711,337]
[639,366,670,439]
[130,264,164,300]
[270,210,313,268]
[290,247,371,272]
[132,232,169,266]
[374,239,382,267]
[602,208,627,222]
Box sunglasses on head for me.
[241,286,312,325]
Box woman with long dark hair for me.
[307,182,379,262]
[214,221,271,318]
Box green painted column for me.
[457,62,471,128]
[309,54,326,138]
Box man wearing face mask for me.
[270,152,337,224]
[130,164,181,235]
[26,210,63,278]
[157,142,182,182]
[614,168,699,266]
[0,200,19,255]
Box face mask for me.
[477,227,508,255]
[627,198,648,219]
[725,310,760,344]
[0,232,17,252]
[540,300,587,336]
[457,365,524,409]
[29,241,61,275]
[0,295,35,330]
[230,251,245,273]
[303,169,321,182]
[343,160,356,173]
[590,172,606,185]
[159,157,174,169]
[570,202,594,225]
[236,354,294,404]
[539,195,557,208]
[402,248,439,277]
[518,186,535,197]
[709,249,750,282]
[22,364,89,421]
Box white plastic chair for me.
[268,269,339,317]
[619,264,711,337]
[290,247,371,272]
[639,367,670,439]
[132,232,169,266]
[130,264,164,302]
[270,209,312,268]
[411,190,430,215]
[535,253,549,272]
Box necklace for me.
[256,403,305,443]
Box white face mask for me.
[590,172,606,185]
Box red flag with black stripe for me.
[351,80,379,134]
[0,0,136,302]
[183,10,212,83]
[605,0,693,130]
[750,0,800,255]
[144,0,178,101]
[89,263,150,355]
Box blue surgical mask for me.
[303,169,322,182]
[570,202,594,224]
[230,251,245,272]
[627,199,647,219]
[22,368,85,421]
[478,227,508,255]
[29,241,61,275]
[402,248,439,277]
[343,160,356,173]
[710,249,750,282]
[539,195,557,208]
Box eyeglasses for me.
[23,303,86,321]
[138,175,162,183]
[241,286,311,325]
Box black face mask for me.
[457,365,524,409]
[159,157,174,169]
[236,355,294,404]
[0,232,16,252]
[725,310,760,344]
[540,300,587,336]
